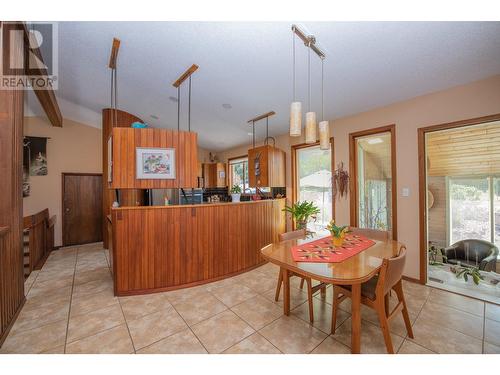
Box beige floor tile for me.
[262,285,309,310]
[256,263,280,277]
[203,277,236,293]
[28,276,74,298]
[403,280,432,299]
[418,300,483,339]
[485,303,500,322]
[332,317,404,354]
[170,292,227,326]
[72,278,114,297]
[10,300,69,334]
[35,268,75,283]
[409,316,482,353]
[24,271,39,294]
[233,270,278,295]
[25,286,72,308]
[428,288,484,316]
[483,341,500,354]
[259,315,327,354]
[357,302,416,338]
[127,306,187,350]
[137,329,207,354]
[397,339,435,354]
[120,293,172,322]
[211,284,257,307]
[67,303,125,343]
[484,318,500,346]
[191,310,255,353]
[164,284,211,304]
[41,345,65,354]
[0,320,67,354]
[291,298,350,335]
[73,266,112,286]
[231,295,283,330]
[70,288,119,316]
[223,332,281,354]
[66,324,134,354]
[310,336,351,354]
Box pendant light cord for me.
[177,86,180,131]
[292,31,296,102]
[307,41,311,112]
[188,76,192,132]
[321,58,324,121]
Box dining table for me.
[260,230,405,354]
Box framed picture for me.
[136,147,176,179]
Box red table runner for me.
[291,234,376,263]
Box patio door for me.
[293,142,334,232]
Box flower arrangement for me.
[326,220,350,247]
[282,201,320,230]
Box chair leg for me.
[393,280,414,339]
[375,298,394,354]
[384,294,390,315]
[331,286,340,334]
[306,278,314,323]
[275,268,283,302]
[300,278,305,289]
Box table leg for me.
[351,283,361,354]
[282,268,290,315]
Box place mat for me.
[291,234,376,263]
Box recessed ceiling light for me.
[150,115,159,120]
[169,96,179,103]
[367,138,383,145]
[222,103,232,109]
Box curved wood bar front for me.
[110,199,286,296]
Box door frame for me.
[291,137,335,230]
[349,124,397,240]
[417,113,500,284]
[62,172,103,247]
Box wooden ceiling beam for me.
[108,38,121,69]
[172,64,199,88]
[247,111,276,123]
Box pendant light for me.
[289,30,301,137]
[319,58,330,150]
[305,41,317,144]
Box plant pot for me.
[296,220,307,230]
[231,193,241,202]
[332,236,344,247]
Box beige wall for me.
[23,117,102,247]
[218,74,500,280]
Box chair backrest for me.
[350,227,390,241]
[279,229,306,242]
[376,246,407,296]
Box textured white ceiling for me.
[47,21,500,151]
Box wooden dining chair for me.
[349,227,390,241]
[330,246,413,354]
[274,229,326,323]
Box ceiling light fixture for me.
[305,39,316,144]
[318,58,330,150]
[289,28,301,137]
[222,103,232,109]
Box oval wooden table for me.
[261,232,405,354]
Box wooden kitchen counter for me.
[110,198,286,296]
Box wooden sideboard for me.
[110,199,286,296]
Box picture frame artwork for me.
[136,147,176,179]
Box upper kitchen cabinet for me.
[202,162,227,188]
[248,145,285,188]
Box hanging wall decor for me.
[25,136,48,176]
[136,147,176,179]
[332,162,349,200]
[22,139,30,197]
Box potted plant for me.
[452,265,484,285]
[326,220,350,247]
[283,201,320,230]
[230,185,242,202]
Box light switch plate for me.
[402,187,410,197]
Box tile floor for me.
[1,242,499,354]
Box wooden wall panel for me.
[111,199,286,296]
[111,128,198,189]
[102,108,144,249]
[0,22,25,346]
[248,145,286,188]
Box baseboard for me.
[0,296,26,348]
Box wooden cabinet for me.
[248,145,286,187]
[202,163,226,188]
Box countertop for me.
[112,198,286,211]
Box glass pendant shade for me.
[289,101,302,136]
[319,120,330,150]
[305,112,317,144]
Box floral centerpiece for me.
[326,220,350,247]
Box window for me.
[448,176,500,246]
[350,127,396,237]
[295,144,333,231]
[228,157,249,192]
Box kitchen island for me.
[110,198,286,296]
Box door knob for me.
[65,208,70,212]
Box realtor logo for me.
[1,21,58,90]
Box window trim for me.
[349,124,397,240]
[291,138,335,230]
[228,154,249,192]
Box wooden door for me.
[63,173,103,246]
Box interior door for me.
[63,173,103,246]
